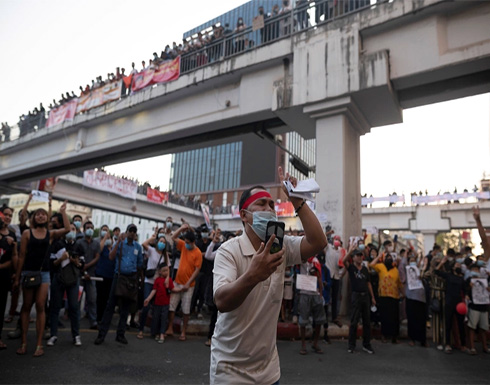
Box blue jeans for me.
[81,279,97,326]
[139,282,154,332]
[50,274,80,338]
[152,304,169,335]
[97,276,132,339]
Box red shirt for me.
[153,276,174,306]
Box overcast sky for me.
[1,0,489,197]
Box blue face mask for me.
[66,231,76,241]
[476,260,485,267]
[157,233,165,239]
[409,262,417,267]
[74,221,82,229]
[470,271,480,278]
[85,228,94,238]
[185,243,194,250]
[101,230,107,237]
[104,239,112,247]
[157,241,166,251]
[456,258,464,264]
[245,210,278,241]
[166,222,172,230]
[358,244,365,251]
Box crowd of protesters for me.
[0,188,489,358]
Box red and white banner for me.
[46,99,78,128]
[38,177,58,193]
[201,203,212,230]
[76,80,122,114]
[132,57,181,93]
[147,187,168,204]
[83,170,137,200]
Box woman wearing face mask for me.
[47,223,83,347]
[434,254,466,354]
[13,202,70,357]
[95,225,115,325]
[138,228,169,339]
[399,253,427,347]
[369,251,403,343]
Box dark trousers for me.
[331,279,340,321]
[151,304,169,335]
[445,302,466,346]
[96,276,113,323]
[207,303,218,340]
[0,284,9,339]
[348,292,371,349]
[139,282,154,332]
[49,275,80,338]
[97,276,133,339]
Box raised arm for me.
[369,253,382,268]
[473,206,490,261]
[50,201,70,239]
[278,167,327,261]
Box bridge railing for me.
[180,0,373,75]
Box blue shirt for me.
[114,239,143,275]
[95,245,116,278]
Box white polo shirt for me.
[210,232,302,385]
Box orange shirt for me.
[373,263,402,299]
[175,239,202,286]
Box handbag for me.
[144,253,163,279]
[114,244,138,302]
[59,263,79,287]
[23,271,42,289]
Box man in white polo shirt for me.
[210,167,327,384]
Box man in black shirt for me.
[344,246,376,354]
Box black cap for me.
[126,224,137,232]
[353,249,363,256]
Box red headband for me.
[241,191,272,210]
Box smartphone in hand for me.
[265,221,285,254]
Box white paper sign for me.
[406,266,423,290]
[296,274,317,292]
[31,190,49,202]
[471,278,490,305]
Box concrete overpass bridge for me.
[38,174,490,254]
[2,0,490,242]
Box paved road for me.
[1,324,489,384]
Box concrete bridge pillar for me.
[422,231,438,256]
[305,97,370,241]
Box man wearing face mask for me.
[324,233,343,327]
[210,167,327,385]
[72,214,84,240]
[434,255,466,353]
[167,224,202,341]
[75,221,100,330]
[369,250,403,343]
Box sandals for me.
[444,346,453,354]
[158,337,165,344]
[4,315,13,323]
[33,345,44,357]
[137,332,144,340]
[178,335,186,341]
[299,348,307,355]
[468,348,477,356]
[16,344,27,355]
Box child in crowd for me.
[143,265,181,343]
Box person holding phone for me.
[210,167,327,385]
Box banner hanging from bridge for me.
[83,170,137,200]
[411,191,490,204]
[46,99,78,128]
[146,187,168,204]
[76,80,123,114]
[131,56,181,93]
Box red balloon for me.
[456,302,467,315]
